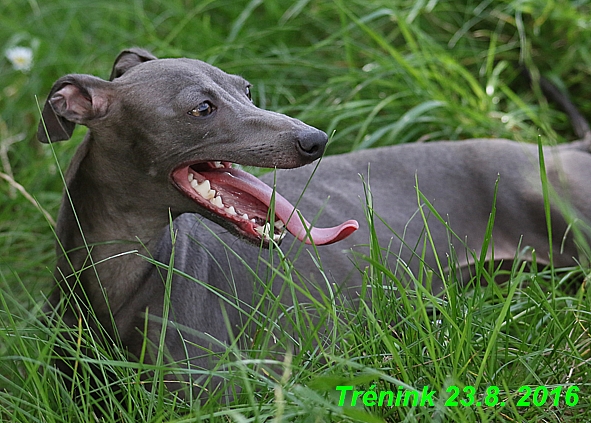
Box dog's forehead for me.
[117,57,247,90]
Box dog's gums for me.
[171,162,359,245]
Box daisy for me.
[6,46,33,72]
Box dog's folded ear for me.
[37,74,111,143]
[109,48,157,81]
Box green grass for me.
[1,0,591,421]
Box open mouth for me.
[171,161,358,246]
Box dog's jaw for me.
[170,162,359,246]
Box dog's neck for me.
[53,134,172,320]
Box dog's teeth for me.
[188,173,194,182]
[201,179,211,191]
[254,222,282,242]
[242,213,249,220]
[193,183,206,197]
[263,223,272,238]
[227,206,237,216]
[210,196,223,208]
[193,179,216,200]
[213,161,223,169]
[274,220,285,230]
[196,188,208,197]
[251,218,256,224]
[255,223,271,239]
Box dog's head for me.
[38,48,357,246]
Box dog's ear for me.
[109,48,157,81]
[37,74,110,143]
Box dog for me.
[38,48,591,398]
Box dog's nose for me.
[296,128,328,161]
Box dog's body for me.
[39,49,591,396]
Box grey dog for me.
[38,48,590,397]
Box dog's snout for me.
[296,129,328,162]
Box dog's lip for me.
[170,161,359,246]
[170,162,270,243]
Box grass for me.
[1,0,591,421]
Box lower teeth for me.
[255,222,286,242]
[189,175,285,241]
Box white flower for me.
[6,46,33,72]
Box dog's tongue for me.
[222,168,358,245]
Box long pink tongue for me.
[217,168,358,245]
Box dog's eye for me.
[189,101,216,117]
[245,85,252,101]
